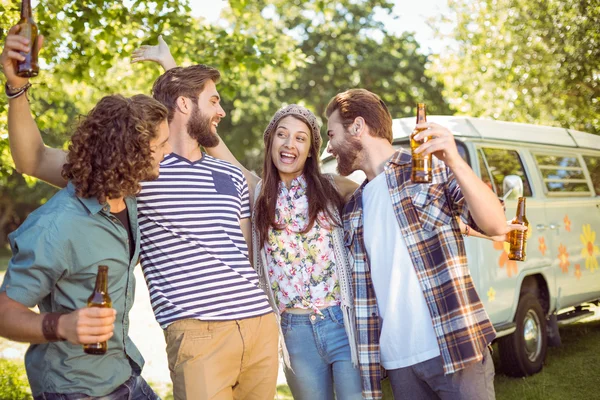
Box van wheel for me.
[498,292,548,376]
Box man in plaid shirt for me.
[324,89,509,400]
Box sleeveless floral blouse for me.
[264,175,341,314]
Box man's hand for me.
[131,35,177,71]
[57,307,116,345]
[413,122,462,169]
[0,25,44,87]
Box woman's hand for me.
[489,222,528,243]
[131,35,177,71]
[459,218,528,242]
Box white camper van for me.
[321,116,600,377]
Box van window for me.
[583,156,600,195]
[533,153,591,195]
[477,149,496,193]
[480,148,533,197]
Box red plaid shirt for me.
[344,149,496,399]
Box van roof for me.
[321,116,600,159]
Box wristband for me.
[5,82,32,99]
[464,224,470,237]
[42,312,65,342]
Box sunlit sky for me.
[188,0,450,53]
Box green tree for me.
[0,0,451,243]
[0,0,300,243]
[214,0,452,170]
[431,0,600,134]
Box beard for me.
[336,135,363,176]
[187,104,220,148]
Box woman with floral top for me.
[132,38,362,399]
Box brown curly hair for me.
[62,94,168,203]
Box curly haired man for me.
[0,27,171,399]
[3,30,278,399]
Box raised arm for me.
[414,122,507,236]
[1,26,67,188]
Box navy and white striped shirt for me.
[137,153,272,328]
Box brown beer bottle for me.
[508,197,529,261]
[16,0,39,78]
[83,265,112,355]
[410,103,432,183]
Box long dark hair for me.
[255,114,344,246]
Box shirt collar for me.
[388,148,412,166]
[68,182,110,215]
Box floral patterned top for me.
[265,175,341,314]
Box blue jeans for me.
[281,306,362,400]
[34,375,160,400]
[387,346,496,400]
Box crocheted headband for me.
[263,104,322,151]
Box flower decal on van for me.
[487,287,496,302]
[494,241,518,277]
[580,224,599,273]
[538,237,547,256]
[574,264,582,280]
[558,244,570,273]
[564,215,571,232]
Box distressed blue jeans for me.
[33,375,160,400]
[281,306,362,400]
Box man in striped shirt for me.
[324,89,510,400]
[7,64,279,400]
[144,66,278,399]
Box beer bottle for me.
[410,103,432,183]
[16,0,39,78]
[508,197,529,261]
[83,265,112,355]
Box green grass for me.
[0,359,32,400]
[275,319,600,400]
[493,319,600,400]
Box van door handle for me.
[536,224,547,231]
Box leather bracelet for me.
[42,312,65,342]
[5,82,31,99]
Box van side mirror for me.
[502,175,524,201]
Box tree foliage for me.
[218,0,451,170]
[0,0,448,243]
[432,0,600,134]
[0,0,301,241]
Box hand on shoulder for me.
[332,174,359,203]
